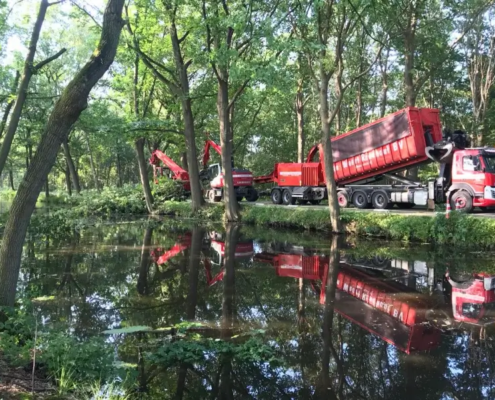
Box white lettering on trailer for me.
[343,160,348,168]
[279,171,302,176]
[399,140,404,149]
[392,142,398,151]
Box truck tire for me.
[352,190,371,209]
[208,190,216,203]
[371,190,392,209]
[282,189,296,205]
[337,191,350,208]
[245,189,259,202]
[450,191,473,213]
[271,189,282,204]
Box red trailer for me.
[255,107,495,212]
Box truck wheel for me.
[245,189,259,202]
[337,191,350,208]
[352,191,371,209]
[282,189,296,205]
[450,191,473,213]
[271,189,282,204]
[208,190,216,203]
[372,190,392,209]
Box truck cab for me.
[449,148,495,211]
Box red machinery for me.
[149,150,191,191]
[149,138,259,202]
[202,138,259,203]
[255,107,495,212]
[150,233,192,265]
[255,249,495,353]
[203,233,254,287]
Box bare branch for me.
[70,0,102,28]
[34,48,67,70]
[228,79,250,110]
[178,31,190,44]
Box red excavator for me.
[255,247,495,353]
[255,107,495,212]
[149,138,258,202]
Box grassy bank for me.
[2,186,495,248]
[157,201,495,248]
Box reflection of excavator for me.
[149,138,258,202]
[255,248,495,354]
[149,231,254,287]
[203,232,254,286]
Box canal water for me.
[8,220,495,398]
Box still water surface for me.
[15,220,495,398]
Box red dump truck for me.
[255,107,495,212]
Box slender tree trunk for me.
[296,80,305,163]
[116,142,123,187]
[84,131,100,191]
[135,138,154,213]
[0,0,49,176]
[65,161,72,196]
[319,73,342,233]
[0,0,125,307]
[62,140,81,194]
[0,71,20,139]
[169,21,204,211]
[218,78,240,222]
[45,177,49,199]
[137,228,153,296]
[8,168,14,191]
[379,48,390,118]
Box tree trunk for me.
[296,80,305,163]
[45,176,49,199]
[62,140,81,194]
[135,137,154,213]
[65,161,72,196]
[0,0,49,176]
[84,131,100,191]
[217,78,240,222]
[116,141,123,187]
[0,0,125,307]
[137,228,153,296]
[319,73,342,233]
[0,71,20,139]
[8,168,14,191]
[169,21,204,212]
[186,227,203,319]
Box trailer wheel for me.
[245,189,259,202]
[337,191,350,208]
[282,189,296,205]
[352,191,371,209]
[372,190,392,209]
[271,189,282,204]
[450,191,473,213]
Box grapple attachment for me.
[426,128,471,163]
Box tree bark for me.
[296,80,305,163]
[62,140,81,194]
[84,131,100,191]
[8,168,14,191]
[135,137,154,213]
[0,71,20,139]
[45,177,49,199]
[218,78,240,222]
[169,20,204,211]
[319,73,342,233]
[65,161,72,196]
[0,0,49,176]
[0,0,125,307]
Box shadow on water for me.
[2,220,495,398]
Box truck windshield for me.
[483,155,495,172]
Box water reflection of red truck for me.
[255,250,495,353]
